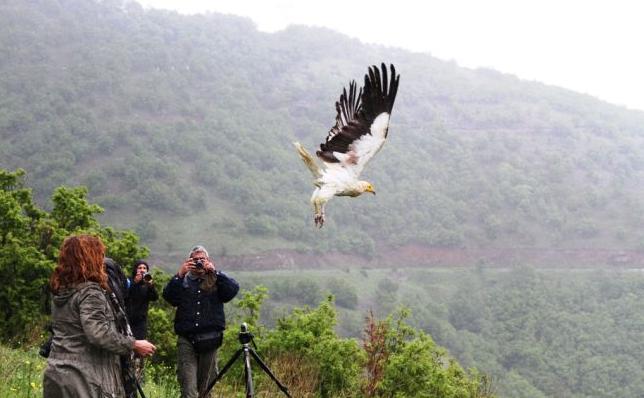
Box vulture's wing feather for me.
[320,80,362,155]
[317,63,400,177]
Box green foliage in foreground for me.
[0,345,183,398]
[0,345,45,397]
[260,297,365,396]
[1,294,493,398]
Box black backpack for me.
[104,257,129,308]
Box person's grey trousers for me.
[177,335,219,398]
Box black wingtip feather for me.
[381,63,389,98]
[317,63,400,162]
[361,63,400,118]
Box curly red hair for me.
[50,234,108,294]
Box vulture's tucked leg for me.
[312,196,326,228]
[318,203,326,228]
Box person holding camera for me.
[126,260,158,340]
[126,259,158,381]
[163,245,239,398]
[43,235,156,398]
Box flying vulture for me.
[294,63,400,227]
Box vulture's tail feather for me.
[294,142,322,179]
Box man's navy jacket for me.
[162,271,239,337]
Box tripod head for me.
[239,322,254,345]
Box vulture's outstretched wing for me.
[316,63,400,177]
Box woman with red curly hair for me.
[43,234,156,398]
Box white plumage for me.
[295,63,400,227]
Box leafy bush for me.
[261,297,364,397]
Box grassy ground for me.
[0,345,181,398]
[0,345,45,398]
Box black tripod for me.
[200,323,291,398]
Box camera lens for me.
[143,272,152,282]
[194,259,204,269]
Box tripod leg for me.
[135,378,147,398]
[243,347,254,398]
[199,349,243,398]
[248,349,292,398]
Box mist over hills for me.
[1,0,643,264]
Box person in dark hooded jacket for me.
[43,235,156,398]
[126,259,158,340]
[126,259,158,381]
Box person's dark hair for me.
[50,235,107,294]
[131,259,149,277]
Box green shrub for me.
[262,297,364,397]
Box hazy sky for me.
[137,0,644,112]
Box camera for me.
[193,259,204,269]
[143,272,153,282]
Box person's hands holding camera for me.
[177,259,194,277]
[203,257,216,273]
[178,253,215,277]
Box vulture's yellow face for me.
[364,183,376,195]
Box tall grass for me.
[0,346,187,398]
[0,346,45,398]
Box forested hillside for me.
[1,0,643,262]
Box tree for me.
[0,168,148,342]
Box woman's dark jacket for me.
[125,281,158,339]
[162,271,239,337]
